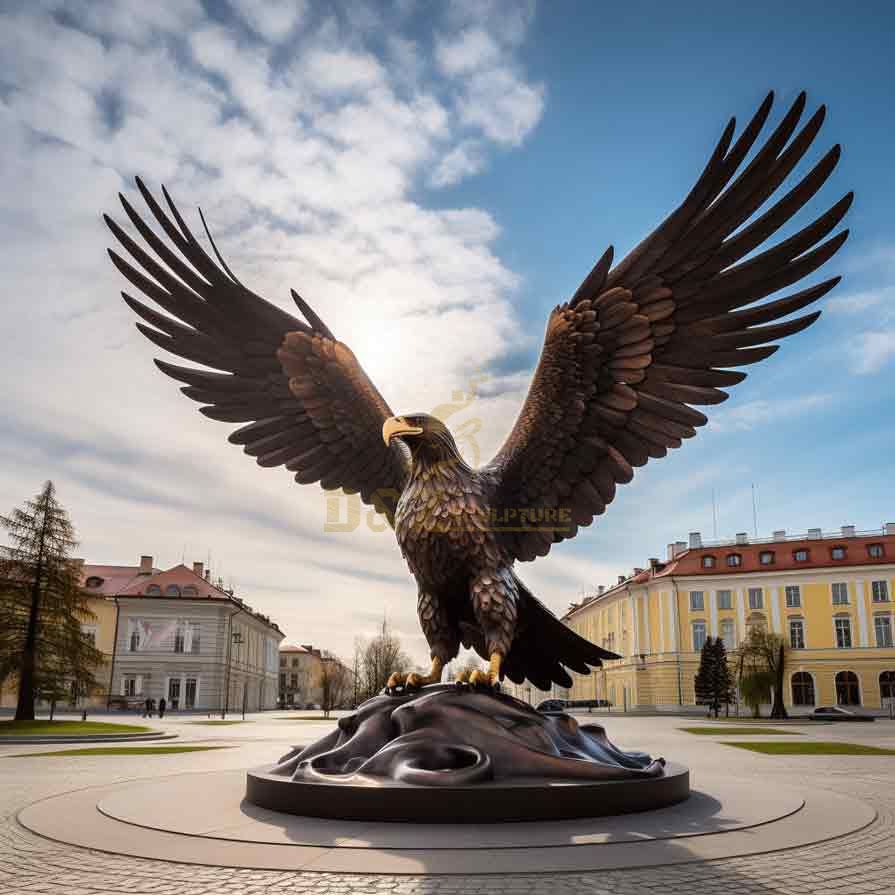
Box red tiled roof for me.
[81,564,159,596]
[118,563,230,599]
[658,533,895,577]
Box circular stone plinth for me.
[17,768,877,874]
[245,762,690,822]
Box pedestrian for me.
[158,697,166,719]
[143,697,151,718]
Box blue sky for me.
[1,1,893,664]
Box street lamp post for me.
[223,629,244,720]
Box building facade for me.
[110,558,283,713]
[563,524,895,713]
[278,644,325,708]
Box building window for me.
[185,678,198,709]
[692,621,707,652]
[835,670,860,706]
[168,677,181,709]
[831,545,846,560]
[748,588,763,610]
[793,549,809,562]
[720,618,735,650]
[146,584,162,595]
[701,555,715,569]
[690,591,705,611]
[279,656,286,667]
[289,673,298,689]
[86,576,103,588]
[81,625,97,646]
[874,615,893,648]
[165,585,181,597]
[872,580,890,603]
[881,671,895,704]
[717,589,732,610]
[174,627,185,653]
[835,617,852,649]
[726,553,742,567]
[182,586,198,597]
[785,585,801,608]
[868,543,885,559]
[791,672,815,706]
[832,583,849,605]
[129,628,141,652]
[291,657,299,668]
[123,676,137,697]
[789,618,805,649]
[759,551,775,565]
[191,624,200,654]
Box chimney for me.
[736,532,748,545]
[689,531,702,548]
[667,543,677,561]
[204,568,210,581]
[841,524,855,538]
[676,540,686,556]
[617,575,625,585]
[773,529,786,541]
[633,567,644,576]
[807,527,822,540]
[648,557,660,571]
[139,555,153,575]
[597,585,605,596]
[193,561,204,578]
[885,522,895,535]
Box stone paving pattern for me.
[1,713,894,894]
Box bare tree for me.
[318,652,351,718]
[354,617,411,702]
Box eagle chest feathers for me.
[395,463,502,588]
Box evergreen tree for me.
[710,637,735,717]
[0,481,104,721]
[694,637,735,718]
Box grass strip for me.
[9,746,230,757]
[0,720,152,736]
[681,727,799,735]
[722,741,895,755]
[189,719,249,725]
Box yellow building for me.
[563,524,895,713]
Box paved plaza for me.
[2,711,894,893]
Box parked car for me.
[810,706,875,722]
[536,699,567,712]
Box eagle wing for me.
[489,92,851,562]
[105,179,409,523]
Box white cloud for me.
[707,394,834,433]
[851,330,895,374]
[430,139,486,187]
[827,287,893,314]
[230,0,307,42]
[436,28,501,75]
[0,0,548,666]
[457,66,544,146]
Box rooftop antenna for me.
[751,484,759,538]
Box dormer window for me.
[85,576,103,588]
[726,553,742,567]
[165,585,181,597]
[759,551,774,565]
[793,549,809,562]
[146,584,162,595]
[701,555,716,569]
[182,585,198,597]
[831,546,846,560]
[868,543,885,559]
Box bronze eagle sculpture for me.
[105,91,850,693]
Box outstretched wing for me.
[105,179,409,522]
[489,92,851,562]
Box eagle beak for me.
[383,416,423,445]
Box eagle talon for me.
[455,670,470,687]
[386,672,407,694]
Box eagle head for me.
[382,414,463,464]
